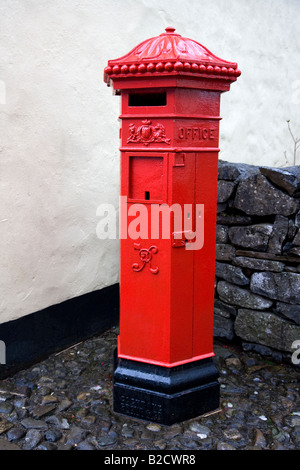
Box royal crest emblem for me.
[127,120,171,146]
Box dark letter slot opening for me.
[129,92,167,107]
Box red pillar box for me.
[104,27,241,424]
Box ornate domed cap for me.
[104,27,241,84]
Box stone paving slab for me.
[0,327,299,451]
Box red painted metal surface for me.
[104,26,241,86]
[104,28,240,367]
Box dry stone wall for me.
[214,161,300,364]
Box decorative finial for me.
[165,27,176,33]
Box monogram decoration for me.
[132,243,159,274]
[127,120,171,146]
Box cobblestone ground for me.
[0,327,299,451]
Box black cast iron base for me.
[113,353,220,425]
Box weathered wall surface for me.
[214,161,300,363]
[0,0,300,326]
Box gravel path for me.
[0,327,299,450]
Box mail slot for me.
[104,27,241,424]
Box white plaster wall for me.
[0,0,299,324]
